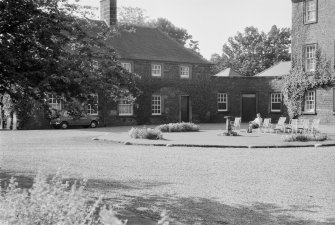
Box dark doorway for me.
[180,96,190,122]
[241,94,257,122]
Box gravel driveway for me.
[1,128,335,224]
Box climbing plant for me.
[282,50,335,118]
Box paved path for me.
[1,127,335,224]
[97,123,335,148]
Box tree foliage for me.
[0,0,139,127]
[211,25,291,76]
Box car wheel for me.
[60,122,68,129]
[90,121,98,128]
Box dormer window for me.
[304,0,317,24]
[180,66,190,79]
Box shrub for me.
[129,127,163,140]
[0,171,171,225]
[0,171,127,225]
[156,122,200,132]
[282,133,328,142]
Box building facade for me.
[292,0,335,123]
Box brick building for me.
[291,0,335,123]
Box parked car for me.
[50,112,99,129]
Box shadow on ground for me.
[1,170,334,225]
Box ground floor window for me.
[270,93,282,112]
[87,94,98,115]
[48,94,62,111]
[304,90,315,113]
[151,95,162,115]
[217,93,228,111]
[118,98,133,116]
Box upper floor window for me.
[270,93,282,112]
[151,64,162,77]
[118,98,133,116]
[151,95,162,115]
[48,94,62,111]
[180,66,190,79]
[121,62,132,72]
[304,0,317,24]
[217,93,228,111]
[305,44,316,72]
[87,94,98,115]
[304,90,316,114]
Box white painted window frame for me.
[271,93,282,112]
[217,93,228,112]
[151,95,162,115]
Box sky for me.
[77,0,292,60]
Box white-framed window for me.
[48,94,62,111]
[151,95,161,115]
[118,98,133,116]
[304,90,316,113]
[121,62,132,72]
[305,44,316,72]
[217,93,228,111]
[271,93,282,112]
[87,94,98,115]
[180,66,190,79]
[151,64,162,77]
[305,0,317,23]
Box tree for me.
[211,25,291,76]
[0,0,139,128]
[118,6,148,26]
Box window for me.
[305,0,317,23]
[304,90,316,113]
[87,94,98,115]
[118,98,133,116]
[217,93,228,111]
[121,62,132,72]
[305,44,316,72]
[48,94,62,111]
[271,93,282,112]
[180,66,190,79]
[151,95,161,115]
[151,64,162,77]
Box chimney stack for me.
[100,0,117,26]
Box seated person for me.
[249,113,262,130]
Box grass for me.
[156,122,200,132]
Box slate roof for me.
[255,61,292,77]
[213,68,243,77]
[108,26,211,65]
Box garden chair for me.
[298,119,311,134]
[311,119,321,134]
[285,119,299,133]
[273,117,287,133]
[260,118,272,133]
[230,117,241,132]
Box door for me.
[241,94,257,122]
[180,96,190,122]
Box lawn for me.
[1,128,335,224]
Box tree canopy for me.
[211,25,291,76]
[0,0,139,122]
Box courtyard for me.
[1,127,335,224]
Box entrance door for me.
[241,94,257,122]
[180,96,190,122]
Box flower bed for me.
[281,133,328,142]
[129,127,163,140]
[156,122,200,132]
